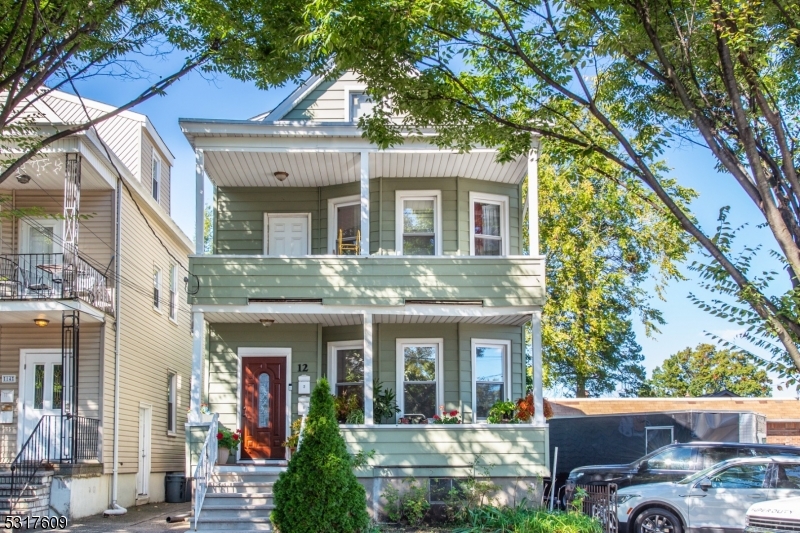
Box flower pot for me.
[217,447,230,465]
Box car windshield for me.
[677,458,742,485]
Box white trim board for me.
[395,338,444,419]
[395,190,442,256]
[469,191,510,256]
[236,347,293,462]
[470,338,512,421]
[194,303,539,317]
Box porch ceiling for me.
[1,153,112,191]
[0,302,105,324]
[203,151,527,188]
[203,312,529,326]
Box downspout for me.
[105,179,127,516]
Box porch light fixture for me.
[16,174,31,184]
[273,171,289,182]
[33,318,49,327]
[260,318,275,327]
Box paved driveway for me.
[14,502,192,532]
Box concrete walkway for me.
[16,502,192,532]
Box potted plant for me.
[216,427,241,464]
[432,406,461,424]
[487,400,518,423]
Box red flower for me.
[216,432,223,440]
[232,434,239,440]
[433,415,440,420]
[449,410,458,417]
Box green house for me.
[182,71,549,527]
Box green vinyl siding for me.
[189,255,545,307]
[214,177,520,256]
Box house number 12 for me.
[297,364,308,372]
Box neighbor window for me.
[152,154,161,202]
[472,340,510,419]
[349,91,375,122]
[470,192,509,256]
[167,372,177,433]
[153,266,161,311]
[328,342,365,412]
[396,191,441,255]
[396,339,442,419]
[169,265,178,322]
[328,196,361,255]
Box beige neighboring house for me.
[0,91,193,518]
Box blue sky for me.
[68,54,798,399]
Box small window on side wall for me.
[152,154,161,203]
[470,192,509,256]
[472,339,511,420]
[153,266,161,311]
[167,372,177,433]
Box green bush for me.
[456,505,603,533]
[380,478,430,526]
[272,378,369,533]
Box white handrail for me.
[193,413,219,531]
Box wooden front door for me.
[241,357,286,460]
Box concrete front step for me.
[205,493,273,506]
[199,504,275,519]
[195,516,274,531]
[209,482,276,495]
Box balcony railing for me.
[0,253,113,314]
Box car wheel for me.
[634,508,683,533]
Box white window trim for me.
[469,192,510,256]
[167,371,177,435]
[395,190,442,256]
[326,340,365,394]
[395,338,444,418]
[152,152,161,203]
[327,195,361,254]
[168,265,178,323]
[471,338,512,421]
[262,213,312,256]
[236,347,292,462]
[153,266,162,313]
[18,218,63,254]
[344,86,368,123]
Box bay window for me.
[396,191,441,255]
[470,192,509,256]
[472,339,511,420]
[396,339,443,419]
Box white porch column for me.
[360,151,370,255]
[363,312,374,424]
[527,141,539,256]
[531,311,545,426]
[195,148,205,255]
[189,311,205,423]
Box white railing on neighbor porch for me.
[193,413,218,531]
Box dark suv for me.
[565,442,800,494]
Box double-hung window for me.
[472,339,511,420]
[396,339,443,419]
[152,154,161,203]
[153,266,161,311]
[470,192,509,256]
[396,191,441,255]
[328,342,365,411]
[167,372,177,434]
[169,265,178,322]
[328,196,361,255]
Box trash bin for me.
[165,472,186,503]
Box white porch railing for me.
[193,413,218,531]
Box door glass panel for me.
[52,364,63,409]
[648,447,694,470]
[33,364,45,409]
[258,373,270,428]
[710,464,768,489]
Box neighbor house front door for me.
[241,357,286,460]
[19,351,63,458]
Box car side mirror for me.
[698,477,712,491]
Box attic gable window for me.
[348,90,374,123]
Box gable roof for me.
[258,73,327,122]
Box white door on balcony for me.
[264,214,310,256]
[18,350,63,458]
